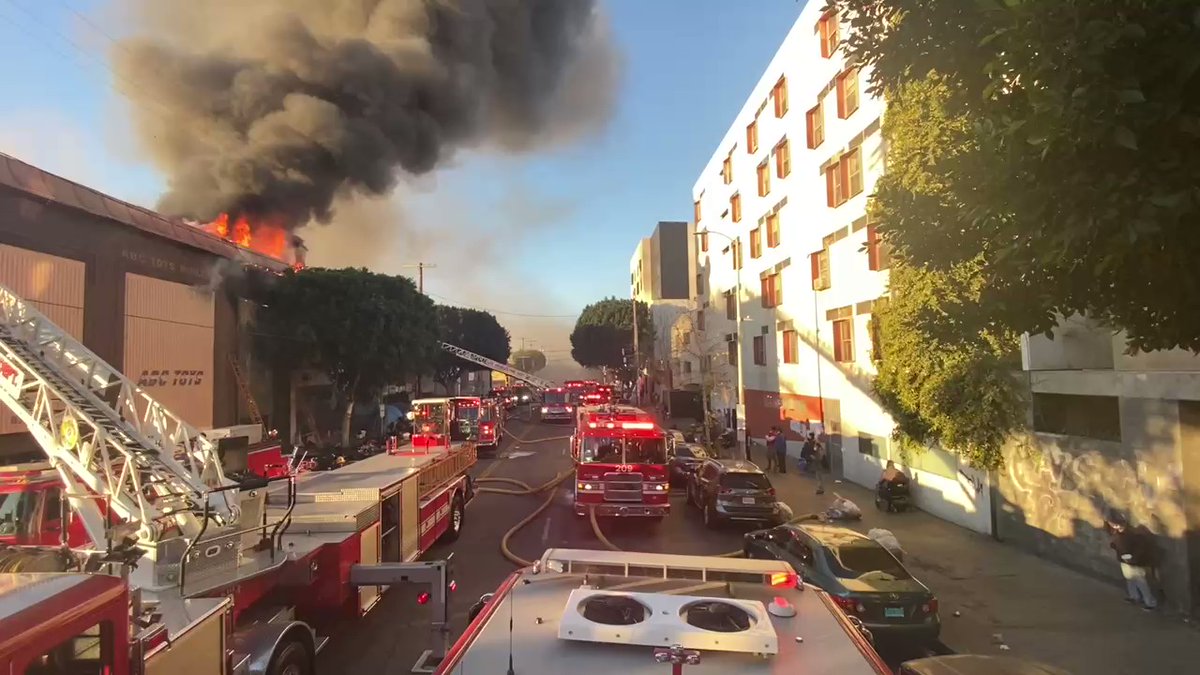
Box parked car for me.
[665,429,687,452]
[743,522,941,646]
[667,442,710,485]
[685,458,788,528]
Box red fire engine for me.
[571,406,670,519]
[409,396,502,456]
[0,283,472,674]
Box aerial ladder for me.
[439,342,555,389]
[0,282,237,550]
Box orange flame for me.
[202,212,292,262]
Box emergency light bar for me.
[585,421,655,430]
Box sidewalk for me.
[764,466,1200,674]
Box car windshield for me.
[580,436,623,463]
[544,390,569,404]
[480,407,495,422]
[824,541,911,580]
[675,445,707,459]
[719,472,771,490]
[456,405,480,422]
[625,437,667,464]
[0,489,37,537]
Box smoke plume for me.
[113,0,617,226]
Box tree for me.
[256,267,437,446]
[509,349,547,373]
[569,297,655,370]
[433,305,511,391]
[831,0,1200,352]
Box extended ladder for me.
[0,283,237,549]
[439,342,555,390]
[229,355,264,429]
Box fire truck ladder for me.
[438,342,555,390]
[229,355,264,429]
[0,283,237,549]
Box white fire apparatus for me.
[438,548,893,674]
[0,283,473,674]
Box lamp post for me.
[696,229,745,460]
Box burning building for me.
[0,151,299,453]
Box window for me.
[774,138,791,178]
[727,339,738,366]
[1032,393,1122,442]
[682,360,693,374]
[760,273,782,308]
[725,292,736,320]
[772,77,789,117]
[730,193,742,222]
[746,120,758,153]
[782,329,799,364]
[753,335,767,365]
[27,621,113,674]
[824,541,910,580]
[818,11,839,58]
[694,200,702,224]
[832,318,854,363]
[837,68,860,119]
[867,222,890,270]
[722,155,733,184]
[766,212,780,248]
[810,249,831,290]
[825,148,863,207]
[756,161,771,197]
[697,309,706,331]
[749,226,763,259]
[700,231,708,252]
[695,272,704,297]
[806,103,825,149]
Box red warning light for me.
[769,572,799,589]
[448,580,457,592]
[417,591,431,605]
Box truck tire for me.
[268,640,312,675]
[441,493,466,543]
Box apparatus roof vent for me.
[558,589,779,656]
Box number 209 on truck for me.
[571,407,669,520]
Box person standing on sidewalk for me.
[762,427,776,471]
[812,437,827,495]
[773,427,788,474]
[1106,513,1158,611]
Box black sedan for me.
[743,522,940,646]
[667,442,709,485]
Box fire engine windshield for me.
[544,390,569,405]
[624,437,668,464]
[456,405,480,422]
[579,437,623,464]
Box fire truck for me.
[436,548,893,674]
[540,387,575,423]
[0,283,473,674]
[571,406,670,519]
[409,396,502,456]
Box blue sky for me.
[0,0,804,361]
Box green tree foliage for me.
[434,306,512,389]
[833,0,1200,352]
[256,267,437,445]
[570,297,655,370]
[510,349,547,373]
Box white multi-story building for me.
[690,4,991,533]
[630,221,696,392]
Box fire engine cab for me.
[0,282,472,675]
[571,406,670,519]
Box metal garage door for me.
[0,244,85,435]
[124,273,214,428]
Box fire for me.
[203,212,292,262]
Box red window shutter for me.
[832,322,844,362]
[760,277,770,307]
[836,75,846,118]
[825,168,835,207]
[774,274,783,306]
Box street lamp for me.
[696,229,746,460]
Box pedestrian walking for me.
[763,428,776,471]
[1105,513,1158,610]
[812,436,827,494]
[800,433,816,472]
[772,427,788,474]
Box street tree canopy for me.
[256,267,437,444]
[832,0,1200,352]
[510,349,547,373]
[570,297,654,370]
[434,305,511,389]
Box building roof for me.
[0,152,288,271]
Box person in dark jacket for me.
[1106,513,1158,610]
[772,427,788,474]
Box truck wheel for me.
[441,494,465,543]
[268,640,312,675]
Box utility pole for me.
[400,262,438,294]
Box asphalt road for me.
[316,407,936,674]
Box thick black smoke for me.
[114,0,617,225]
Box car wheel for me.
[267,640,312,675]
[703,502,719,529]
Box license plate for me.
[741,497,755,504]
[884,607,905,618]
